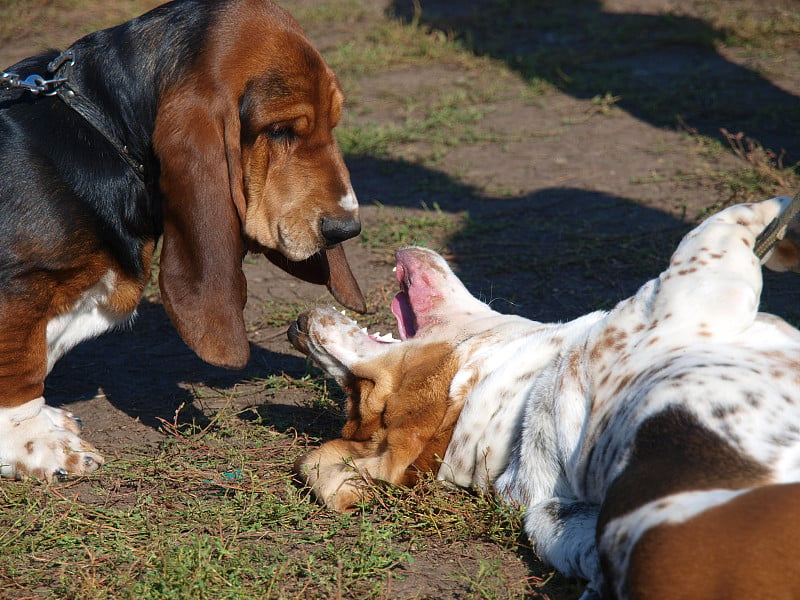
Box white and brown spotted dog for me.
[290,197,800,599]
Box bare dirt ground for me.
[2,0,799,598]
[29,0,796,456]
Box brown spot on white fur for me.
[599,407,770,530]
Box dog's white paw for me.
[295,451,378,512]
[0,397,104,481]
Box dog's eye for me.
[265,123,296,142]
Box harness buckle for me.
[47,50,75,74]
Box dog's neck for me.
[441,309,607,492]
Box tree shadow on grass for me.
[390,0,800,163]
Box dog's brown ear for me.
[264,244,367,313]
[153,86,250,369]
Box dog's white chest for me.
[45,271,133,373]
[440,320,568,488]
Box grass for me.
[250,301,307,330]
[2,0,800,599]
[318,4,494,83]
[0,411,536,600]
[338,89,504,165]
[0,0,160,47]
[358,202,462,250]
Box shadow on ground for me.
[391,0,800,163]
[45,301,310,427]
[351,156,688,320]
[46,154,800,432]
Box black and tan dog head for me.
[152,0,364,369]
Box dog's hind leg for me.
[524,497,604,591]
[644,197,796,342]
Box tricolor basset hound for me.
[291,197,800,599]
[0,0,366,481]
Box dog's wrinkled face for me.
[209,1,361,262]
[237,43,359,262]
[153,0,366,368]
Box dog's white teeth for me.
[360,327,368,335]
[376,332,400,343]
[392,266,397,272]
[340,309,347,315]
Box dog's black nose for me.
[287,313,310,353]
[321,216,361,245]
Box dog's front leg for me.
[0,295,107,481]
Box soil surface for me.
[1,0,798,597]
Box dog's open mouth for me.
[371,246,444,342]
[352,251,424,343]
[391,259,418,340]
[289,248,442,354]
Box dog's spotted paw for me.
[0,397,104,481]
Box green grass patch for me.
[359,202,462,250]
[338,89,500,163]
[252,300,306,329]
[322,15,478,80]
[0,410,536,600]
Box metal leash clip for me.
[1,50,74,96]
[0,70,68,95]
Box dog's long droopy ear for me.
[153,86,250,369]
[264,244,367,313]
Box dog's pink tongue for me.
[391,291,417,340]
